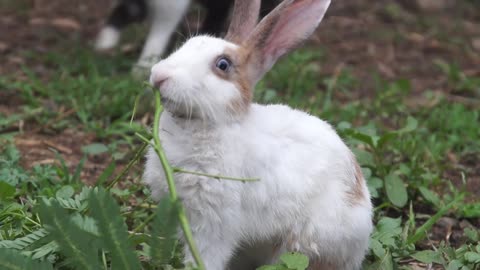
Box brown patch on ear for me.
[346,156,368,206]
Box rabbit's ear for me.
[244,0,331,83]
[225,0,261,44]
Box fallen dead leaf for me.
[43,140,73,154]
[0,41,8,53]
[406,32,426,44]
[50,18,81,31]
[414,0,455,11]
[472,37,480,51]
[29,17,47,25]
[15,138,43,146]
[32,159,57,166]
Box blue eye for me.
[216,57,231,72]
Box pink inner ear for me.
[259,0,330,73]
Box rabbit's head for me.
[150,0,331,123]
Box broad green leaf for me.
[376,217,402,233]
[256,266,277,270]
[0,181,15,200]
[369,238,385,258]
[378,251,394,270]
[397,116,418,134]
[446,259,464,270]
[464,228,479,242]
[411,250,443,264]
[257,265,287,270]
[385,174,408,207]
[150,198,179,265]
[89,187,141,270]
[464,252,480,263]
[0,248,53,270]
[460,203,480,218]
[352,148,375,167]
[377,132,397,149]
[55,185,74,199]
[81,143,108,155]
[367,177,383,198]
[280,252,309,270]
[37,199,100,270]
[347,130,376,148]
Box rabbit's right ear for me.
[225,0,261,44]
[243,0,331,83]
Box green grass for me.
[0,40,479,270]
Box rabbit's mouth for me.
[161,96,200,120]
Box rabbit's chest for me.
[160,126,227,170]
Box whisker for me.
[196,8,200,36]
[185,13,192,39]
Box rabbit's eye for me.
[215,57,231,72]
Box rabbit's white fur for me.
[144,0,373,268]
[144,35,372,270]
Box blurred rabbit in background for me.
[95,0,278,78]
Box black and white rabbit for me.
[95,0,277,77]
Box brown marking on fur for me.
[225,0,261,44]
[346,156,367,206]
[210,47,254,114]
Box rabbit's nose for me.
[150,72,170,89]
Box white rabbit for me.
[143,0,373,269]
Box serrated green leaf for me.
[150,198,179,265]
[280,252,309,270]
[385,174,408,207]
[89,187,141,270]
[0,248,53,270]
[27,241,59,260]
[37,199,100,270]
[0,229,48,250]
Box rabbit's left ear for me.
[243,0,331,83]
[225,0,261,44]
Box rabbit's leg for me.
[133,0,190,78]
[96,0,148,50]
[184,233,237,270]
